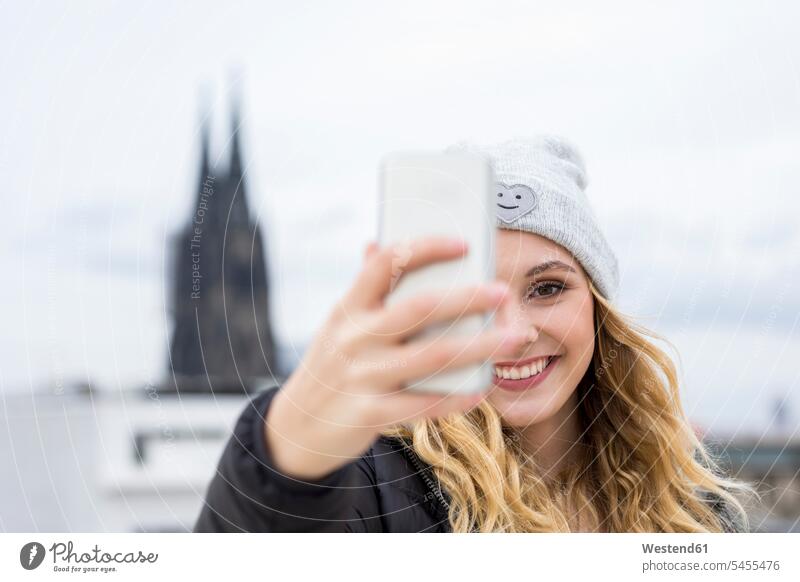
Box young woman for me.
[194,136,755,533]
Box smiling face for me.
[487,229,596,429]
[495,183,539,224]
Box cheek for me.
[552,295,595,377]
[561,311,595,376]
[487,298,595,427]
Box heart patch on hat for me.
[495,182,538,224]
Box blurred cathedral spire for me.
[165,82,280,394]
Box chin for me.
[489,396,560,428]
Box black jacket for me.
[193,384,744,533]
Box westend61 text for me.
[642,543,708,554]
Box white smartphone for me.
[377,150,496,394]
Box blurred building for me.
[166,94,281,394]
[92,93,288,532]
[706,435,800,533]
[95,93,289,531]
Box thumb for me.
[364,241,379,262]
[389,391,486,425]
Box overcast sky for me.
[1,0,798,435]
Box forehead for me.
[495,229,586,278]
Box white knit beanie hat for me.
[444,135,620,301]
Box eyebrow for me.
[524,260,577,277]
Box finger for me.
[343,236,468,310]
[363,241,379,263]
[369,282,510,340]
[372,390,487,426]
[367,327,529,388]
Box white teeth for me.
[494,357,554,379]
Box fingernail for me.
[447,238,467,251]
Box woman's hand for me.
[265,236,527,480]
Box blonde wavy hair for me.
[380,279,760,532]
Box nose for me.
[492,294,539,344]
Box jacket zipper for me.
[401,444,480,533]
[404,445,450,513]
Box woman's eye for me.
[526,281,565,300]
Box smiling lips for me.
[494,355,557,380]
[491,355,560,391]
